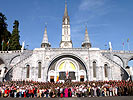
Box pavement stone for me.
[0,96,133,100]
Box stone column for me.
[87,70,89,81]
[90,66,93,81]
[101,66,104,81]
[34,67,38,81]
[99,66,102,80]
[112,66,115,80]
[30,67,34,81]
[43,66,48,82]
[42,67,45,81]
[96,66,100,80]
[21,67,23,80]
[23,67,26,81]
[108,66,111,80]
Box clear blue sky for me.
[0,0,133,51]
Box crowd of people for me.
[0,80,133,98]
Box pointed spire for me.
[64,0,68,17]
[41,24,51,48]
[63,0,70,25]
[84,26,90,43]
[82,26,91,48]
[42,25,48,44]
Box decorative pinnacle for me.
[42,24,48,44]
[84,26,90,43]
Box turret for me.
[82,27,91,48]
[41,26,51,48]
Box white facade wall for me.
[11,48,122,82]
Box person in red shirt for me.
[8,89,11,97]
[24,91,26,98]
[37,89,40,97]
[31,88,34,97]
[4,89,8,97]
[28,89,32,98]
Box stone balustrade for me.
[101,50,133,54]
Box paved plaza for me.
[1,96,133,100]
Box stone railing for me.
[4,53,33,78]
[102,53,129,80]
[0,50,22,53]
[101,50,133,54]
[0,50,33,54]
[34,48,100,52]
[112,50,133,53]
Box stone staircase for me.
[101,53,129,80]
[4,50,33,80]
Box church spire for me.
[84,26,90,43]
[64,0,68,17]
[62,0,69,25]
[41,25,51,48]
[60,0,72,48]
[82,27,91,48]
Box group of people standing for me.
[0,80,133,98]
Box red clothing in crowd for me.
[37,89,39,93]
[24,92,26,97]
[4,89,8,94]
[32,89,34,94]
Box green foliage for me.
[0,12,11,51]
[10,20,21,50]
[0,12,22,51]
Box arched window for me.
[38,62,41,78]
[26,65,30,78]
[93,61,96,78]
[104,64,108,77]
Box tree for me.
[0,12,11,51]
[10,20,21,50]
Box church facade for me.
[0,3,133,82]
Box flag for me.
[66,71,68,78]
[56,75,59,82]
[122,42,124,45]
[7,39,10,45]
[21,41,25,52]
[1,40,4,46]
[109,42,112,50]
[127,38,129,42]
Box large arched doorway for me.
[47,54,88,82]
[126,58,133,80]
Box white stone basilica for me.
[0,2,133,82]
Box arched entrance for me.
[47,54,88,82]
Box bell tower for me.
[60,1,72,48]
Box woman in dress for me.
[64,87,68,97]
